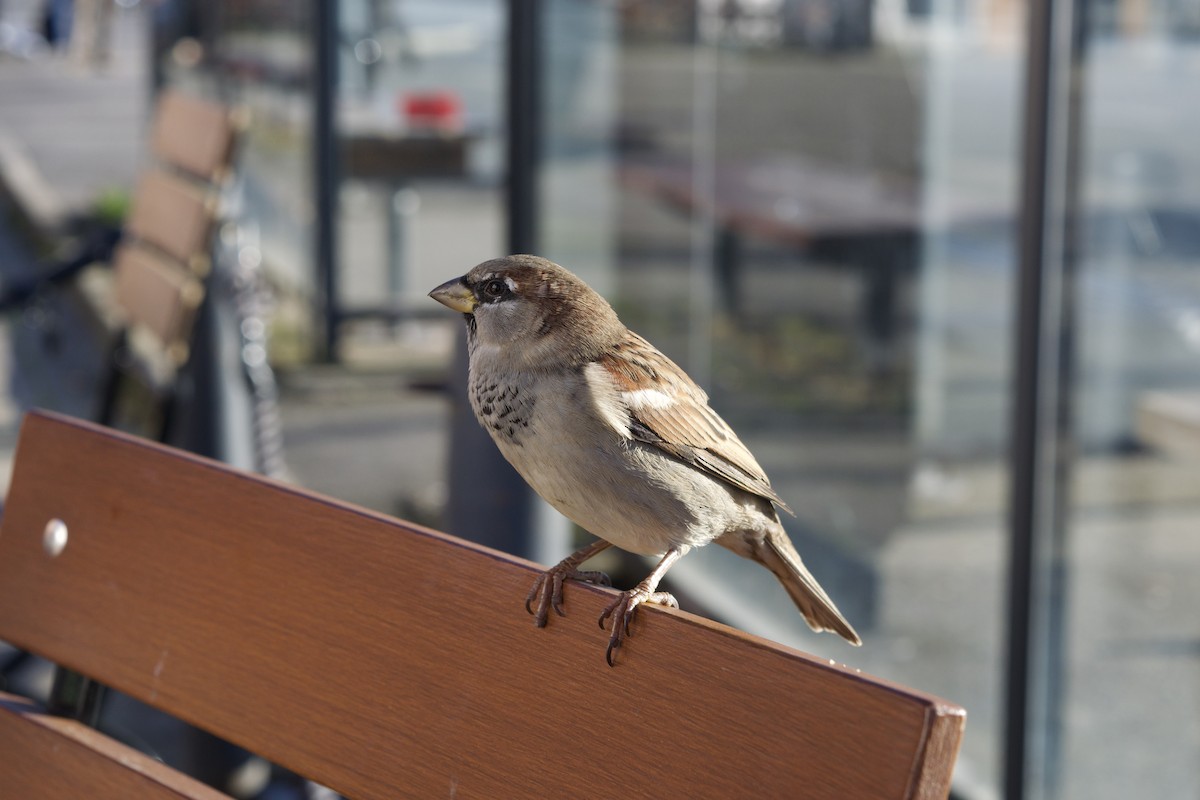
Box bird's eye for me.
[482,278,508,299]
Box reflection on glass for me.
[1046,14,1200,800]
[155,0,317,337]
[542,0,1026,792]
[336,0,504,331]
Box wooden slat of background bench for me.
[0,411,964,799]
[125,169,215,271]
[150,92,238,182]
[0,692,228,800]
[113,242,205,357]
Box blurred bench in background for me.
[0,410,965,798]
[1,89,240,444]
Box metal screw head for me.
[43,519,68,557]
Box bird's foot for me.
[525,565,611,627]
[598,587,678,666]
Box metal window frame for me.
[314,0,340,361]
[1006,0,1088,795]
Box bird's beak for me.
[429,276,477,313]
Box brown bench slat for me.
[113,243,205,358]
[150,92,238,182]
[0,411,964,799]
[0,692,229,800]
[125,168,215,272]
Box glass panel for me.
[335,0,504,332]
[542,0,1028,793]
[154,1,316,305]
[272,0,504,513]
[1047,11,1200,798]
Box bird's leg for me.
[525,539,613,627]
[598,547,685,666]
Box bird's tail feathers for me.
[754,528,862,646]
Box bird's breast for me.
[469,374,534,446]
[466,364,713,555]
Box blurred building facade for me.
[149,2,1200,798]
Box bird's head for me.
[429,255,622,367]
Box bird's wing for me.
[594,333,793,514]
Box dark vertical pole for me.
[1006,0,1056,789]
[314,0,340,361]
[443,1,541,554]
[1006,0,1086,794]
[507,0,542,254]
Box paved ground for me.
[0,0,146,224]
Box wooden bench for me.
[97,89,240,438]
[0,410,965,798]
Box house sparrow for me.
[430,255,861,664]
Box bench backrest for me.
[114,90,239,368]
[0,411,965,798]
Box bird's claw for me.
[524,567,611,627]
[598,589,678,666]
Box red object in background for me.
[400,91,463,134]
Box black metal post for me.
[314,0,340,361]
[443,1,541,555]
[1005,0,1087,794]
[507,0,541,254]
[1007,10,1057,793]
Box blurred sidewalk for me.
[0,0,147,230]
